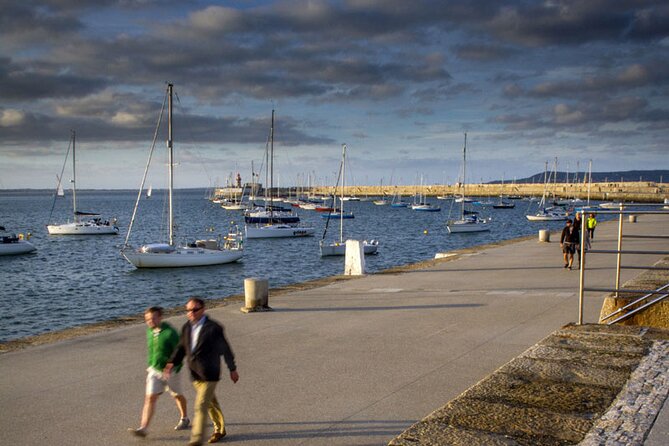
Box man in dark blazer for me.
[165,297,239,445]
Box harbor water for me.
[0,189,600,342]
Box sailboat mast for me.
[269,109,274,216]
[461,132,467,217]
[167,83,174,246]
[71,130,77,219]
[340,144,346,243]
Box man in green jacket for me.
[129,306,190,437]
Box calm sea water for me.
[0,189,600,342]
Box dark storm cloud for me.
[0,58,107,100]
[484,0,669,46]
[453,43,518,61]
[0,2,83,47]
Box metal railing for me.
[576,204,669,325]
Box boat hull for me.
[319,240,379,256]
[245,225,315,239]
[446,220,490,233]
[122,246,243,268]
[411,205,441,212]
[0,240,37,255]
[526,214,568,221]
[47,222,119,235]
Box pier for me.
[1,214,668,445]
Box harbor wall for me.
[215,181,668,203]
[311,181,668,203]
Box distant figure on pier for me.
[128,306,190,438]
[165,297,239,445]
[573,213,583,266]
[236,173,242,188]
[587,214,597,239]
[560,220,579,270]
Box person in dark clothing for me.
[164,298,239,445]
[560,219,579,270]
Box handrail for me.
[577,205,669,324]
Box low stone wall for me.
[599,257,669,328]
[389,324,669,446]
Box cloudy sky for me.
[1,0,668,190]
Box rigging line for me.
[123,87,168,248]
[47,134,73,224]
[321,156,344,241]
[173,89,215,196]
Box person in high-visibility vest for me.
[587,214,597,239]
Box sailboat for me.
[411,175,440,211]
[245,110,315,238]
[320,144,378,256]
[56,175,65,197]
[526,160,569,221]
[493,175,515,209]
[447,133,490,233]
[146,184,152,199]
[47,131,119,235]
[373,179,389,205]
[121,84,243,268]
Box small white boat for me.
[47,131,119,235]
[373,198,389,205]
[526,207,569,221]
[0,229,36,256]
[446,215,490,233]
[320,239,379,256]
[121,84,243,268]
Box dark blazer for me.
[170,317,236,382]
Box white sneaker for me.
[128,427,147,437]
[175,417,190,430]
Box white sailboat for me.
[526,160,569,221]
[47,131,119,235]
[320,144,378,256]
[447,133,490,233]
[411,175,441,211]
[146,184,152,199]
[121,84,243,268]
[245,110,315,239]
[56,175,65,197]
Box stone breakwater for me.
[389,324,669,446]
[308,181,668,203]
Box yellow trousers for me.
[191,380,225,443]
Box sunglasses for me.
[186,307,203,313]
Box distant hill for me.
[490,170,669,184]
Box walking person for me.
[560,219,579,270]
[587,213,597,239]
[573,212,583,267]
[164,298,239,445]
[129,306,190,437]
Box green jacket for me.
[147,322,182,373]
[587,217,597,229]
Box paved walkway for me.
[1,214,667,445]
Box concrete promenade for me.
[2,214,668,445]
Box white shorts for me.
[145,367,184,396]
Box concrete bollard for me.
[344,240,365,275]
[538,229,550,242]
[629,215,637,223]
[241,277,272,313]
